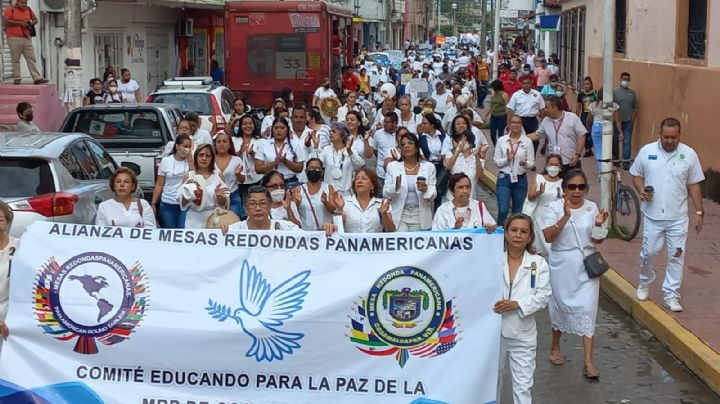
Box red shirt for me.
[503,79,522,96]
[499,71,510,82]
[342,72,360,92]
[519,73,538,89]
[3,5,34,38]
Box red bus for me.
[224,1,354,108]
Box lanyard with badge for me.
[509,140,521,183]
[549,112,565,156]
[273,140,286,160]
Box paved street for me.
[499,294,719,403]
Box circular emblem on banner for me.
[34,252,149,354]
[365,266,446,348]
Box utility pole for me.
[386,0,393,48]
[64,0,83,110]
[492,0,501,79]
[480,0,488,54]
[600,0,615,221]
[451,3,457,37]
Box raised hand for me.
[248,144,256,158]
[379,198,391,214]
[291,187,302,205]
[539,182,546,194]
[595,208,609,226]
[332,191,345,211]
[563,196,572,218]
[454,216,465,229]
[282,190,293,210]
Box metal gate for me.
[146,32,170,91]
[1,0,12,81]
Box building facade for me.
[560,0,720,198]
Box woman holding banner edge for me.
[494,213,551,404]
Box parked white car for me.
[0,133,119,237]
[146,77,235,134]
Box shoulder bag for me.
[570,217,610,278]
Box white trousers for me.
[397,205,421,232]
[639,216,689,300]
[497,334,536,404]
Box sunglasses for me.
[567,184,587,191]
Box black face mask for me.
[413,106,422,115]
[306,169,323,183]
[25,113,33,122]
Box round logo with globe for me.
[34,252,149,354]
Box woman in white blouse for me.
[151,134,191,228]
[494,115,535,226]
[231,114,264,217]
[255,116,306,189]
[445,115,486,201]
[345,111,367,159]
[432,173,496,232]
[417,113,451,206]
[0,200,19,342]
[180,144,229,229]
[290,158,335,231]
[331,168,395,233]
[96,167,156,228]
[214,132,246,218]
[525,154,564,256]
[337,91,367,125]
[397,95,419,134]
[541,169,608,380]
[312,122,364,195]
[383,132,437,231]
[260,170,302,227]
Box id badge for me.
[510,171,519,183]
[549,145,562,155]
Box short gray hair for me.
[330,122,351,142]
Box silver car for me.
[0,133,119,238]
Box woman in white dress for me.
[525,154,563,256]
[444,115,487,201]
[214,132,246,218]
[231,115,264,218]
[397,95,419,134]
[96,167,156,228]
[345,111,367,160]
[312,122,364,196]
[0,200,18,343]
[494,213,551,404]
[180,144,229,229]
[541,169,608,379]
[383,132,437,231]
[290,158,335,231]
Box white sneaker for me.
[664,297,683,312]
[636,285,649,301]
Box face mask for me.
[423,107,433,115]
[547,166,561,177]
[109,86,118,93]
[306,170,323,183]
[270,189,286,203]
[621,80,629,88]
[358,95,365,101]
[550,82,558,87]
[557,91,565,97]
[233,127,240,135]
[25,113,33,122]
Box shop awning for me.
[539,15,560,31]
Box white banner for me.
[0,223,503,404]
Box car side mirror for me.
[121,161,141,176]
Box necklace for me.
[404,162,419,171]
[507,251,523,260]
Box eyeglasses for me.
[265,184,285,190]
[246,200,269,209]
[567,184,587,191]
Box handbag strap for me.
[136,199,144,228]
[568,218,588,258]
[301,184,320,230]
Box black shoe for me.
[34,78,49,84]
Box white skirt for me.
[548,249,599,338]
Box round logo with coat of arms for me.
[349,266,459,368]
[34,252,149,355]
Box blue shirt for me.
[211,67,224,83]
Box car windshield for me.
[0,157,54,197]
[66,110,164,148]
[148,93,213,115]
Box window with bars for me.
[615,0,626,53]
[94,33,124,79]
[559,8,586,89]
[688,0,707,59]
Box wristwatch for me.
[696,211,704,216]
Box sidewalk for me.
[481,137,720,395]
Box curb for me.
[480,170,720,396]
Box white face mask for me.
[270,189,285,202]
[547,166,561,177]
[621,80,630,88]
[556,91,565,97]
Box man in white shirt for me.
[529,96,585,172]
[185,112,212,147]
[507,76,546,156]
[225,185,300,232]
[371,96,401,129]
[15,102,39,132]
[442,94,483,133]
[369,112,399,188]
[118,68,141,103]
[629,118,704,312]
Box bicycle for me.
[598,159,641,241]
